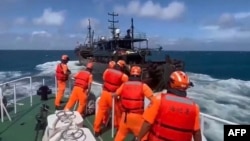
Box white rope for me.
[49,111,85,141]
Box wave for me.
[0,71,23,83]
[1,60,250,141]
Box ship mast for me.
[108,12,119,39]
[131,18,134,50]
[87,19,92,47]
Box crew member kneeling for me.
[137,71,202,141]
[64,62,93,115]
[114,65,154,141]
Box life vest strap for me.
[121,97,144,101]
[150,129,172,141]
[122,106,144,123]
[155,120,194,133]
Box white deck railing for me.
[0,77,33,122]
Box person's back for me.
[64,62,93,115]
[114,66,154,141]
[94,60,128,136]
[137,71,202,141]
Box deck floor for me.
[0,95,134,141]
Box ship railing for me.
[93,85,239,140]
[0,76,33,122]
[0,75,239,139]
[0,75,76,123]
[95,32,147,41]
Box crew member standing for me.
[102,60,117,125]
[137,71,202,141]
[64,62,93,115]
[108,60,116,68]
[93,60,128,136]
[55,55,71,109]
[114,65,154,141]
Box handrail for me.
[0,76,33,106]
[200,113,237,125]
[1,75,239,128]
[91,82,238,125]
[0,87,12,122]
[0,76,31,86]
[0,76,34,123]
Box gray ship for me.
[74,12,185,91]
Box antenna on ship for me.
[87,19,92,46]
[131,18,134,50]
[108,12,119,39]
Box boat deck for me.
[0,76,239,141]
[0,95,134,141]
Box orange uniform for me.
[137,71,201,141]
[142,93,200,141]
[64,70,93,114]
[114,81,153,141]
[93,68,128,133]
[55,63,70,107]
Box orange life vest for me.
[148,93,196,141]
[55,63,68,81]
[120,81,144,114]
[103,68,123,92]
[74,71,91,89]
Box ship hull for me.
[76,54,169,92]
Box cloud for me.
[135,34,250,51]
[80,18,100,29]
[200,11,250,41]
[200,26,250,41]
[31,30,51,37]
[79,18,105,35]
[1,31,250,51]
[0,31,85,50]
[33,8,66,26]
[114,0,186,21]
[0,21,11,33]
[234,12,250,19]
[14,17,26,25]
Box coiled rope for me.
[48,111,86,141]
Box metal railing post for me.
[0,87,3,122]
[0,87,12,122]
[13,84,17,114]
[43,78,45,86]
[55,76,57,98]
[200,114,204,132]
[30,77,32,106]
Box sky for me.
[0,0,250,51]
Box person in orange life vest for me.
[102,60,117,125]
[108,60,116,68]
[137,71,202,141]
[55,55,71,109]
[64,62,93,115]
[93,60,128,136]
[113,65,154,141]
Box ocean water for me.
[0,50,250,141]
